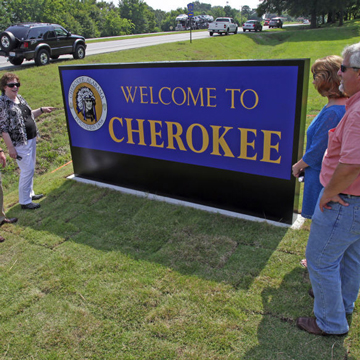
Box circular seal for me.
[68,76,107,131]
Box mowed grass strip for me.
[1,22,360,359]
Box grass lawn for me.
[1,22,360,359]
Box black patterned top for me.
[0,94,39,146]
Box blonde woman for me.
[292,56,348,267]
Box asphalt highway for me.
[0,31,210,70]
[0,24,302,70]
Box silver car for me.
[242,20,262,32]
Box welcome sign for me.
[59,60,309,224]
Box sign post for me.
[187,3,194,43]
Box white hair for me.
[342,42,360,68]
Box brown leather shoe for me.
[296,317,347,336]
[0,235,4,242]
[0,217,18,226]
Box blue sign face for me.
[61,62,299,180]
[187,3,194,11]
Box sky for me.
[111,0,262,13]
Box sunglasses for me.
[340,64,360,73]
[6,82,20,88]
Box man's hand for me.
[319,193,349,212]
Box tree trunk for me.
[310,9,317,28]
[327,12,332,23]
[339,8,344,26]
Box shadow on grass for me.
[241,268,353,360]
[5,175,357,358]
[9,179,291,291]
[248,25,360,46]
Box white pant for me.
[16,138,36,205]
[0,172,6,222]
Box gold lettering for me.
[109,117,124,143]
[240,89,259,110]
[124,118,146,145]
[121,86,137,103]
[149,120,164,148]
[187,87,204,107]
[149,87,159,104]
[238,128,257,160]
[165,122,187,151]
[139,86,148,104]
[186,124,209,153]
[159,87,171,105]
[225,88,241,109]
[206,88,216,107]
[172,87,187,106]
[210,126,235,157]
[261,130,281,163]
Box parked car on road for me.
[0,23,86,66]
[208,17,238,36]
[242,20,262,32]
[264,19,270,26]
[269,18,283,28]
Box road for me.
[0,31,210,70]
[0,24,303,70]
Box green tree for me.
[145,6,157,32]
[119,0,147,34]
[74,9,99,38]
[6,0,44,23]
[193,1,212,13]
[211,6,226,18]
[285,0,323,28]
[257,0,353,27]
[224,5,238,18]
[150,9,166,29]
[101,9,134,36]
[0,0,11,29]
[257,0,288,16]
[241,5,252,17]
[160,9,185,31]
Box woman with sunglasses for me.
[292,56,348,267]
[0,72,55,210]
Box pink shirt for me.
[320,91,360,195]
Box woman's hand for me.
[41,106,56,113]
[34,107,56,118]
[8,147,17,160]
[292,158,308,177]
[292,162,303,177]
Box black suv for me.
[0,23,86,66]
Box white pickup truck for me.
[208,17,238,36]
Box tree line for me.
[0,0,263,38]
[1,0,359,38]
[257,0,360,28]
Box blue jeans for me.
[306,189,360,334]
